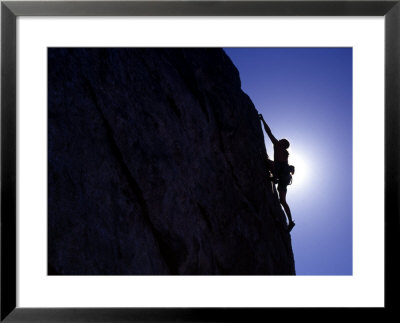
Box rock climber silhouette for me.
[259,114,295,232]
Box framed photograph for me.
[1,0,399,321]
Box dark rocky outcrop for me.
[48,48,295,275]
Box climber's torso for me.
[273,143,289,164]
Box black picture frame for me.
[1,0,399,321]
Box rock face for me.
[48,48,295,275]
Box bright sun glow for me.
[288,150,309,191]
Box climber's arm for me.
[259,114,278,145]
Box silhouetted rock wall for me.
[48,48,295,275]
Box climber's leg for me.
[265,158,278,182]
[266,158,274,171]
[278,188,295,232]
[269,160,279,181]
[278,189,292,222]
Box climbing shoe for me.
[287,221,295,232]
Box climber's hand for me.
[259,114,264,121]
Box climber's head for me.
[279,139,290,149]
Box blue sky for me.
[224,48,352,275]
